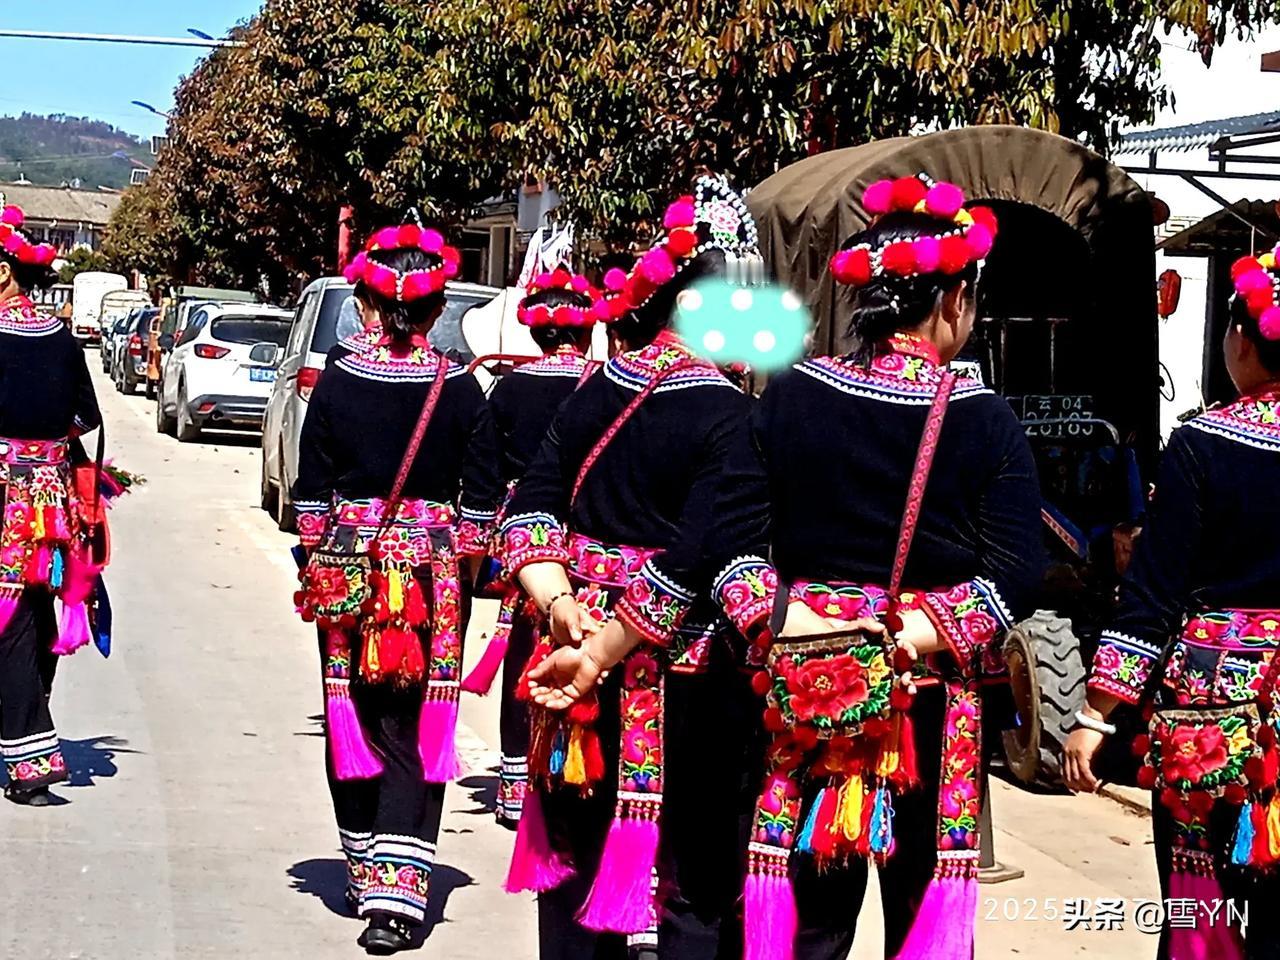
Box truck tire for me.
[1000,611,1086,790]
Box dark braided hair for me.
[840,211,979,365]
[353,247,446,345]
[523,288,594,351]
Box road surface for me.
[0,362,1162,959]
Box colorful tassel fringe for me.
[894,855,979,960]
[504,788,575,893]
[744,845,797,960]
[418,690,462,782]
[578,798,661,933]
[1232,802,1256,866]
[325,677,383,780]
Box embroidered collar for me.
[335,340,464,383]
[1187,391,1280,452]
[0,296,61,338]
[515,346,589,378]
[337,325,383,355]
[797,340,988,405]
[604,329,731,394]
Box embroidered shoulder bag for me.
[300,358,447,629]
[763,370,957,736]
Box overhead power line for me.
[0,29,244,49]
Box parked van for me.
[71,272,128,345]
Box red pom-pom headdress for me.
[1231,250,1280,341]
[830,175,998,288]
[342,223,461,302]
[0,200,58,269]
[596,174,760,322]
[517,265,600,328]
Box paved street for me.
[0,360,1162,960]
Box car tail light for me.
[128,334,143,356]
[194,344,230,360]
[296,366,321,402]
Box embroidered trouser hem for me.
[0,589,65,789]
[498,602,536,824]
[319,632,445,926]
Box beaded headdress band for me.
[1231,251,1280,340]
[0,199,58,269]
[830,175,997,288]
[518,266,600,328]
[343,224,461,302]
[591,175,761,323]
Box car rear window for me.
[212,316,291,347]
[133,310,158,334]
[309,288,357,355]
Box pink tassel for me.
[504,787,575,893]
[894,869,979,960]
[419,693,462,782]
[51,599,91,655]
[577,814,660,933]
[325,678,383,780]
[460,630,508,695]
[61,550,101,605]
[1167,870,1243,960]
[743,851,798,960]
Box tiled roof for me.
[1116,111,1280,156]
[0,183,121,226]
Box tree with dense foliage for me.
[104,0,1280,287]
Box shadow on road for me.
[191,430,263,449]
[456,774,498,816]
[61,735,137,788]
[287,858,475,943]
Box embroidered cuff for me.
[1087,630,1161,705]
[921,577,1014,669]
[294,499,329,549]
[501,511,570,575]
[456,505,498,557]
[713,555,778,639]
[614,559,695,646]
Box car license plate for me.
[250,367,276,382]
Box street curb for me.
[1099,782,1152,817]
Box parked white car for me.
[260,278,499,529]
[155,302,293,442]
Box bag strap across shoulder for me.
[376,355,449,537]
[889,370,957,599]
[570,355,706,507]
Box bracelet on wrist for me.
[542,591,575,616]
[1074,710,1117,736]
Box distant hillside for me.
[0,114,151,191]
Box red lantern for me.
[1157,269,1181,318]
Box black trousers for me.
[0,589,66,791]
[537,655,763,960]
[1152,795,1280,959]
[319,634,446,925]
[790,685,957,960]
[498,600,536,822]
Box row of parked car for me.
[99,276,531,532]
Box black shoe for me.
[361,915,413,955]
[5,784,51,807]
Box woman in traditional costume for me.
[687,175,1043,960]
[460,265,598,827]
[1066,249,1280,959]
[501,176,762,959]
[0,201,101,806]
[293,224,504,954]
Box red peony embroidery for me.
[784,655,869,722]
[1162,723,1230,784]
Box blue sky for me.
[0,1,263,142]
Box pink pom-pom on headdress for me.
[863,180,894,215]
[1,206,23,228]
[1235,268,1273,298]
[663,196,696,230]
[914,235,941,273]
[638,248,675,285]
[966,223,995,259]
[925,183,965,219]
[1260,306,1280,341]
[603,268,627,292]
[419,229,445,255]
